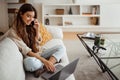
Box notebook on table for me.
[41,58,79,80]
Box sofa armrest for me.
[45,26,63,39]
[0,38,25,80]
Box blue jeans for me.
[24,45,65,72]
[41,45,65,62]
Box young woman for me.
[1,3,65,77]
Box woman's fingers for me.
[44,61,56,72]
[48,62,55,72]
[33,19,40,30]
[34,19,39,26]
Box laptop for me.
[41,58,79,80]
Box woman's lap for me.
[24,45,65,72]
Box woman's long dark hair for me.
[15,3,39,53]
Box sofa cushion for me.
[0,38,25,80]
[46,26,63,39]
[39,24,52,46]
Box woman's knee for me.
[52,45,66,62]
[23,57,43,72]
[56,45,64,49]
[57,45,66,53]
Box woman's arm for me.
[33,19,42,44]
[35,26,41,41]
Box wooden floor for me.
[63,32,80,40]
[63,32,120,40]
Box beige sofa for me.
[0,26,75,80]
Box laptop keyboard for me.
[46,64,63,74]
[55,64,63,69]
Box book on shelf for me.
[7,0,26,3]
[8,8,18,13]
[82,13,92,15]
[92,5,100,15]
[19,0,27,3]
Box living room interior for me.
[0,0,120,80]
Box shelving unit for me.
[6,0,26,4]
[42,4,100,31]
[7,0,26,12]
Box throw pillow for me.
[39,24,52,46]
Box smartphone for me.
[31,21,34,26]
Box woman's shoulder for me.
[3,26,21,40]
[0,27,15,41]
[7,27,16,34]
[10,28,21,39]
[9,23,17,32]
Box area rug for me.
[63,40,111,80]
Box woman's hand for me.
[33,19,40,30]
[43,60,56,72]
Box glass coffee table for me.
[77,33,120,80]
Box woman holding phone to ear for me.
[1,3,65,77]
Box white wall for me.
[101,3,120,27]
[76,0,120,4]
[28,0,71,4]
[0,1,9,33]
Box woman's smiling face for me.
[21,11,35,25]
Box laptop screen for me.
[49,58,79,80]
